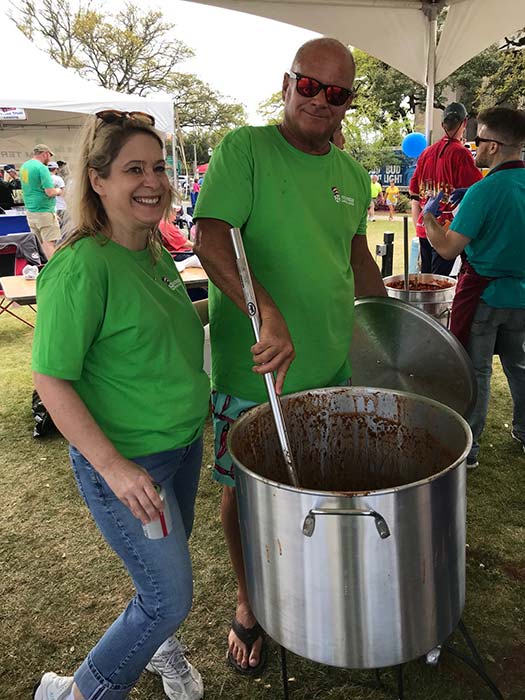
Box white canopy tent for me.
[186,0,525,141]
[0,15,174,166]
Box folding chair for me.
[0,245,36,328]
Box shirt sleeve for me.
[356,208,368,236]
[39,166,55,189]
[193,128,254,228]
[408,165,420,196]
[356,165,371,236]
[32,250,106,379]
[453,149,483,188]
[449,183,486,241]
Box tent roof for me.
[187,0,525,86]
[0,15,173,132]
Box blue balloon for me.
[402,132,427,158]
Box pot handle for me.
[302,508,390,539]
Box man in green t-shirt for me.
[193,37,386,676]
[20,143,62,259]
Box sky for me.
[135,1,318,123]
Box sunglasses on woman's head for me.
[96,110,156,127]
[288,71,354,107]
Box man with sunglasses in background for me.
[409,102,482,276]
[423,107,525,469]
[193,37,386,676]
[20,144,63,259]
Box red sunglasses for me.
[288,71,354,107]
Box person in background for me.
[32,110,209,700]
[57,160,69,181]
[190,177,200,208]
[5,165,21,190]
[384,177,400,221]
[423,106,525,469]
[368,174,383,221]
[159,206,194,261]
[0,166,15,210]
[20,144,62,259]
[409,102,482,275]
[193,37,386,676]
[47,161,66,222]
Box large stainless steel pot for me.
[384,273,456,327]
[228,387,472,669]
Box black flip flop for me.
[227,618,267,676]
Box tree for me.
[11,0,248,142]
[353,33,524,125]
[168,73,246,132]
[340,110,408,172]
[352,48,427,127]
[256,91,284,125]
[11,0,193,96]
[474,31,525,109]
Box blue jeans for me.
[419,237,455,276]
[466,303,525,460]
[69,439,203,699]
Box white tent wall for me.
[0,14,174,165]
[0,118,82,168]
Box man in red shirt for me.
[409,102,482,275]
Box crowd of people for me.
[24,36,524,700]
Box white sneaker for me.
[511,429,525,453]
[33,673,74,700]
[146,635,204,700]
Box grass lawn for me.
[1,251,524,699]
[366,213,416,277]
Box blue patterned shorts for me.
[211,378,351,487]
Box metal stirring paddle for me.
[230,227,300,488]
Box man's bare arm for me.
[44,187,61,197]
[423,212,471,260]
[350,234,387,298]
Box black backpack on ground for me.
[32,389,57,438]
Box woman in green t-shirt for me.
[32,112,209,700]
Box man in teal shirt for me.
[194,38,386,675]
[424,107,525,469]
[20,143,62,259]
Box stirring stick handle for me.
[403,215,410,296]
[230,227,299,487]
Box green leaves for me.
[10,0,248,160]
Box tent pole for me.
[424,6,438,144]
[171,108,178,188]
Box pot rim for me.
[228,386,472,497]
[383,272,457,290]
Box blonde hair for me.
[60,115,173,260]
